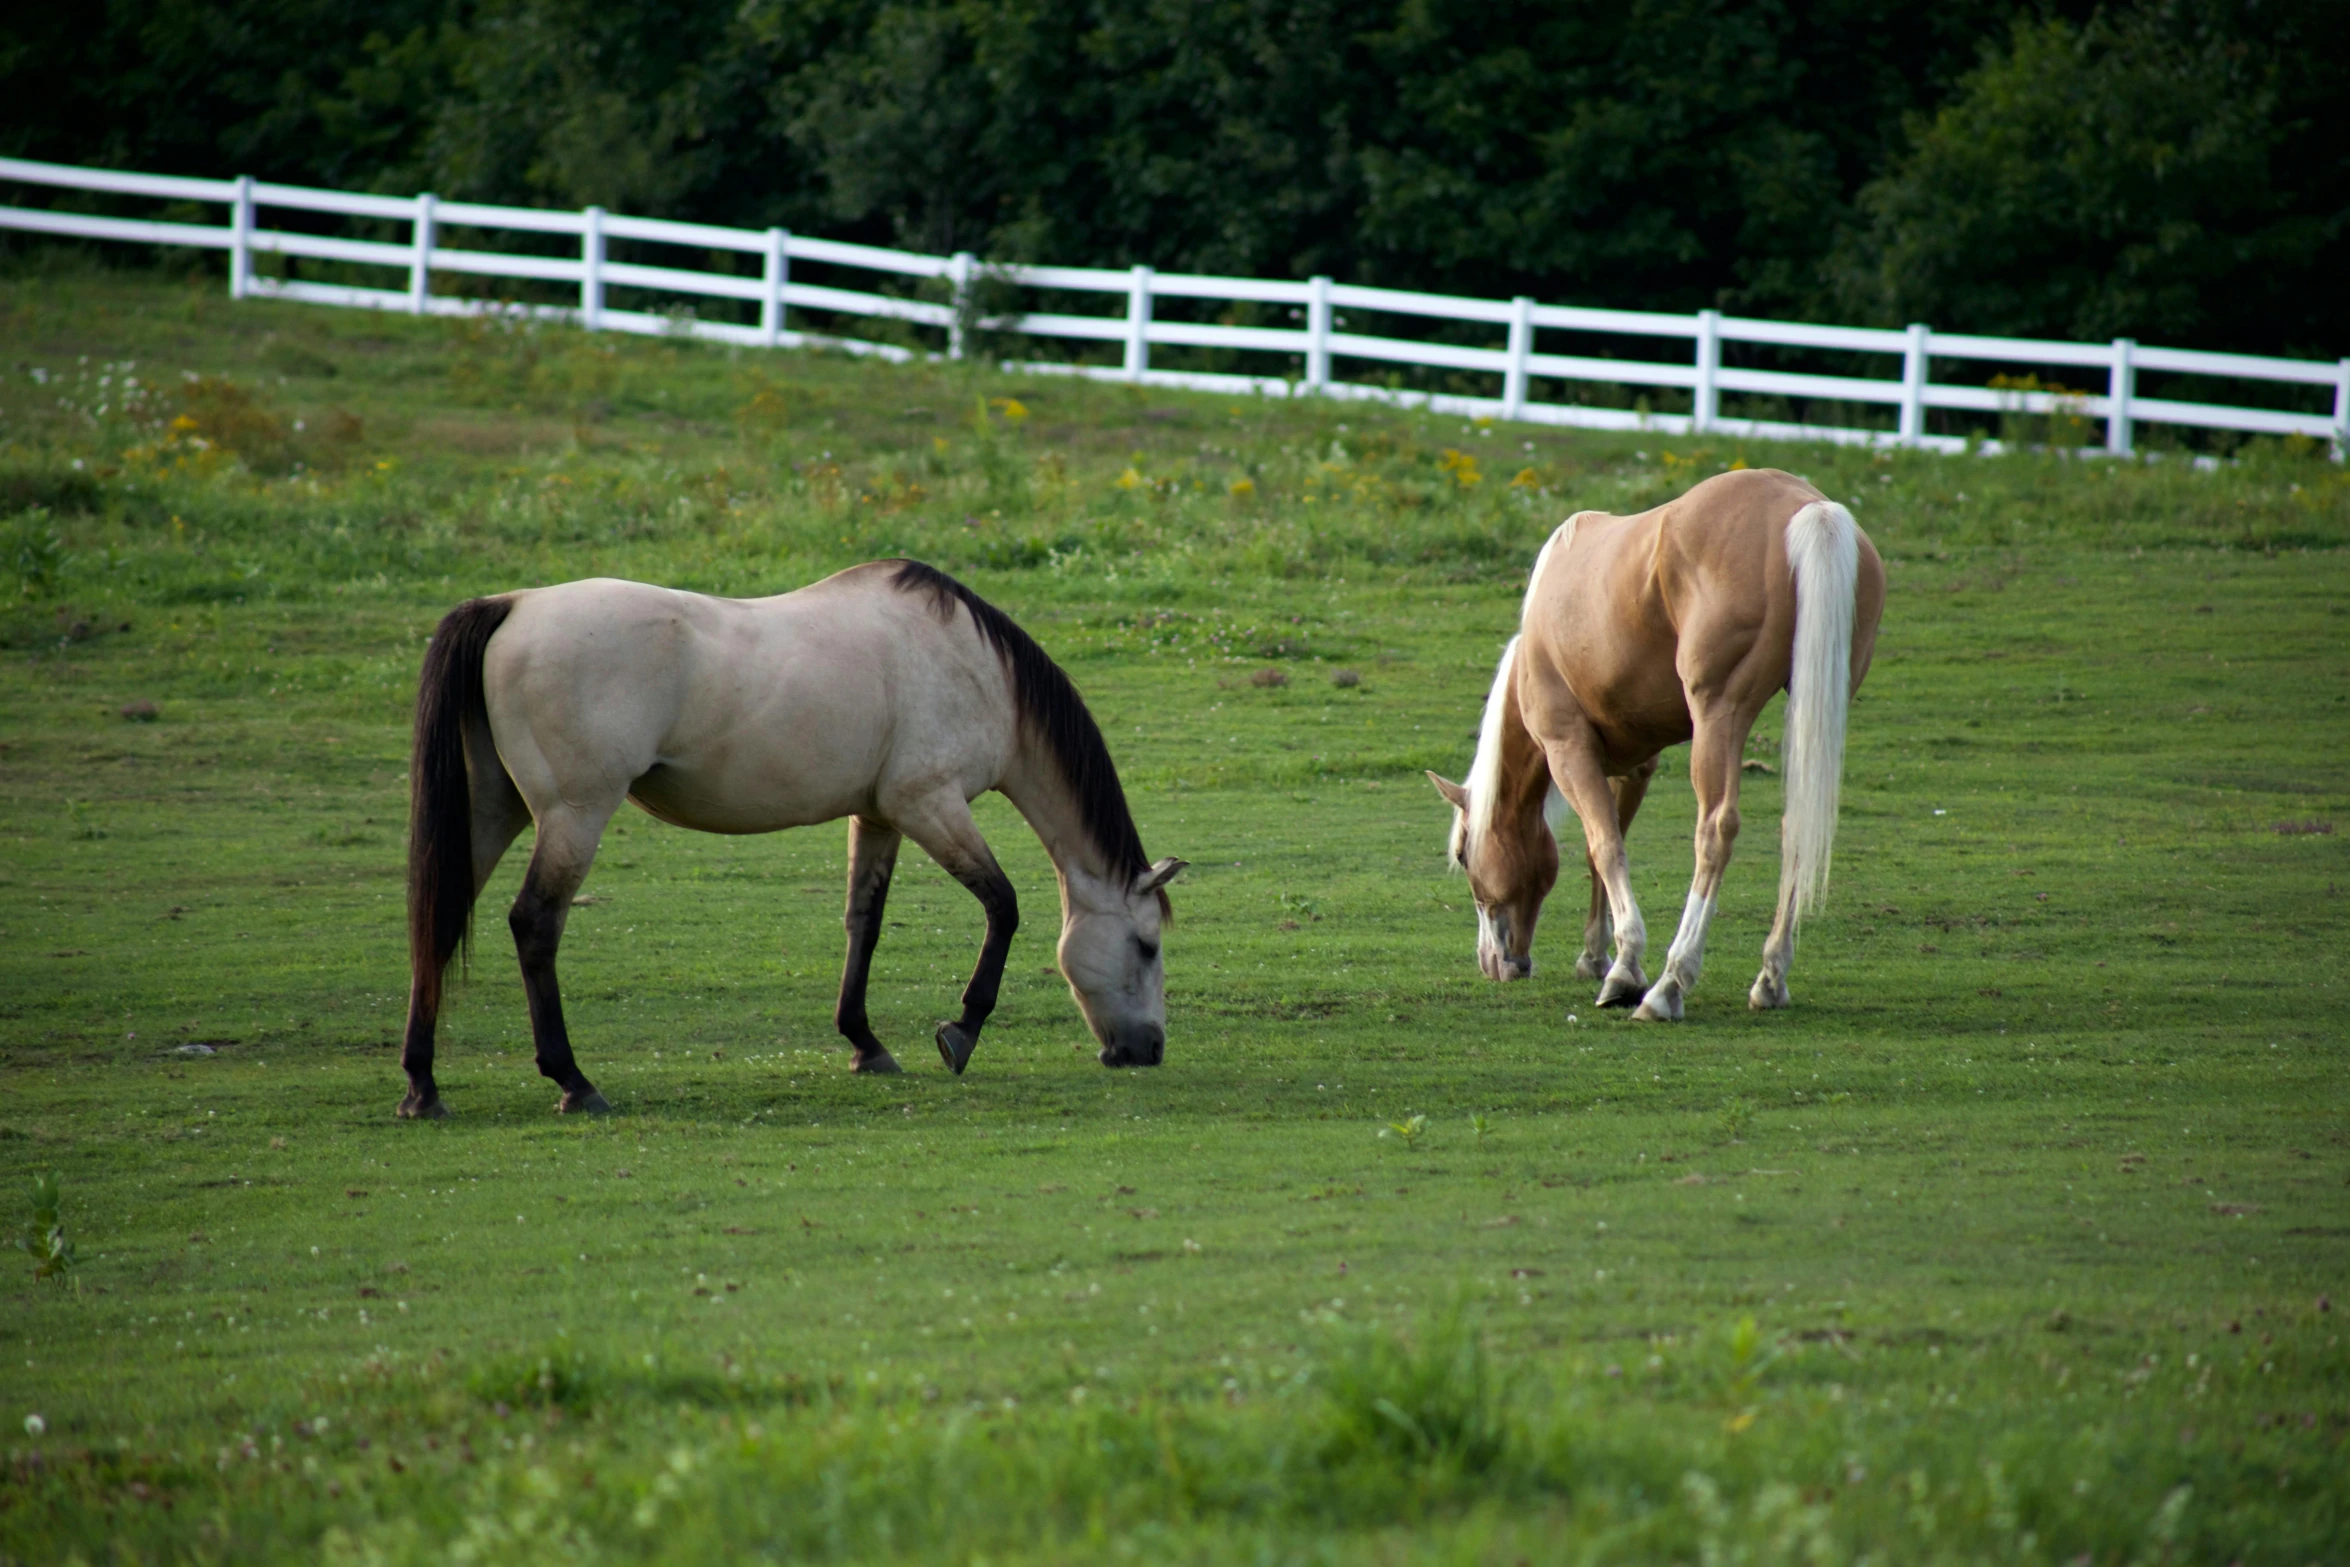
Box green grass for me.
[1,262,2347,1565]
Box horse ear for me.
[1426,771,1469,811]
[1136,857,1187,894]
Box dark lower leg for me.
[398,990,444,1117]
[511,864,603,1111]
[836,817,902,1071]
[936,865,1018,1074]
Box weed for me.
[5,508,64,598]
[1382,1113,1429,1150]
[16,1172,76,1287]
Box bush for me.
[0,461,101,516]
[4,508,65,599]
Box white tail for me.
[1780,501,1859,922]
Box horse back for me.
[1523,469,1858,761]
[481,571,1018,834]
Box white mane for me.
[1452,516,1584,868]
[1456,635,1522,866]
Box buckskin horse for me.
[400,559,1184,1117]
[1429,467,1885,1020]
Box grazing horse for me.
[1428,467,1884,1020]
[399,559,1185,1118]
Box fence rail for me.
[4,154,2344,456]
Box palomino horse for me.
[400,559,1185,1118]
[1429,467,1884,1020]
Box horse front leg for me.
[1634,711,1745,1022]
[932,861,1018,1076]
[891,795,1018,1076]
[510,809,612,1113]
[1578,762,1656,981]
[835,815,905,1074]
[1545,740,1649,1008]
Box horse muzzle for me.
[1479,947,1533,982]
[1099,1025,1166,1069]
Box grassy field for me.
[1,262,2346,1565]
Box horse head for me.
[1429,770,1557,982]
[1058,857,1186,1066]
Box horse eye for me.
[1136,939,1160,964]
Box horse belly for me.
[629,712,886,835]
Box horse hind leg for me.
[1752,868,1797,1010]
[398,712,533,1120]
[1635,710,1745,1022]
[1574,852,1611,983]
[835,815,905,1074]
[510,804,616,1113]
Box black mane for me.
[889,560,1151,884]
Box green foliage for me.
[1836,5,2350,354]
[9,2,2344,350]
[16,1171,76,1286]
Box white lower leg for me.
[1750,907,1796,1009]
[1635,890,1715,1020]
[1596,873,1648,1004]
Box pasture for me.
[1,265,2346,1565]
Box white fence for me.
[5,154,2344,457]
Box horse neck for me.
[1480,682,1556,864]
[998,744,1125,918]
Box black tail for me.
[408,596,514,1020]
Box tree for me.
[1833,1,2350,354]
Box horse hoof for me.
[1574,952,1609,982]
[1595,975,1644,1009]
[1748,972,1789,1011]
[936,1021,977,1076]
[396,1093,449,1120]
[851,1051,902,1075]
[557,1087,612,1114]
[1631,985,1682,1022]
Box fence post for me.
[1124,265,1154,382]
[2107,337,2136,455]
[1692,308,1721,431]
[1306,276,1333,392]
[580,206,606,330]
[1899,322,1930,446]
[761,228,789,347]
[408,193,437,315]
[1503,296,1534,420]
[227,175,254,300]
[2332,359,2348,462]
[948,251,976,359]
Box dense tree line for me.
[6,0,2343,354]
